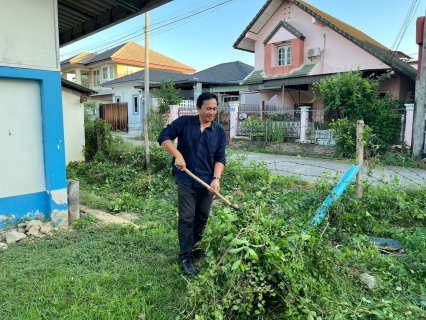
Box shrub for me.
[313,70,402,157]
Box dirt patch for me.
[80,205,140,229]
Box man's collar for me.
[194,115,215,131]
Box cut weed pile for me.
[1,139,426,319]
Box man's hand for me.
[210,179,220,198]
[175,156,186,171]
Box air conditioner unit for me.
[307,47,321,58]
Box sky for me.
[59,0,426,72]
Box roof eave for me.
[233,0,275,50]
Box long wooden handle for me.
[184,169,237,209]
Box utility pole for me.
[143,11,150,165]
[412,15,426,161]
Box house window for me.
[81,73,90,88]
[278,45,291,66]
[133,95,139,114]
[102,67,108,80]
[109,66,114,79]
[93,70,100,86]
[223,96,239,103]
[116,96,121,103]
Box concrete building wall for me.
[62,91,85,164]
[0,79,46,198]
[0,0,59,71]
[0,0,68,228]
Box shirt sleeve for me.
[157,116,186,146]
[214,127,227,165]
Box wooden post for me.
[144,118,150,165]
[356,120,364,199]
[144,11,150,165]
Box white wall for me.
[0,0,59,71]
[62,91,85,164]
[0,79,46,198]
[240,92,261,105]
[108,84,156,128]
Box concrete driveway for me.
[239,152,426,187]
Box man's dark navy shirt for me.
[158,115,227,187]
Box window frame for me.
[102,67,108,80]
[132,94,139,115]
[277,45,292,67]
[109,66,114,79]
[93,70,100,86]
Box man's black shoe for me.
[181,259,197,275]
[192,249,207,260]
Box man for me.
[158,92,226,275]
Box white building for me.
[0,0,171,229]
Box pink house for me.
[234,0,416,115]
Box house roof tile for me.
[61,42,196,73]
[241,63,318,85]
[241,70,265,85]
[102,69,190,87]
[190,61,254,84]
[102,61,254,87]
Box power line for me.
[390,0,422,56]
[77,0,236,56]
[60,0,219,56]
[60,0,233,58]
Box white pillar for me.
[170,104,179,122]
[74,69,81,84]
[193,83,202,103]
[228,101,240,139]
[404,103,414,147]
[299,106,311,141]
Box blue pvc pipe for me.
[302,165,362,234]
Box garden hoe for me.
[184,169,239,210]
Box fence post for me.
[170,104,179,122]
[299,106,310,141]
[356,120,364,199]
[404,103,414,147]
[228,101,239,139]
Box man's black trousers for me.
[177,181,213,260]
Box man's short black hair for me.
[196,92,218,108]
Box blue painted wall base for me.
[0,66,68,229]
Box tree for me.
[148,77,184,139]
[152,76,183,114]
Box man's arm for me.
[210,162,225,195]
[210,128,227,194]
[160,140,186,171]
[158,117,186,171]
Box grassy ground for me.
[1,140,426,319]
[0,224,189,319]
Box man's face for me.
[198,98,218,123]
